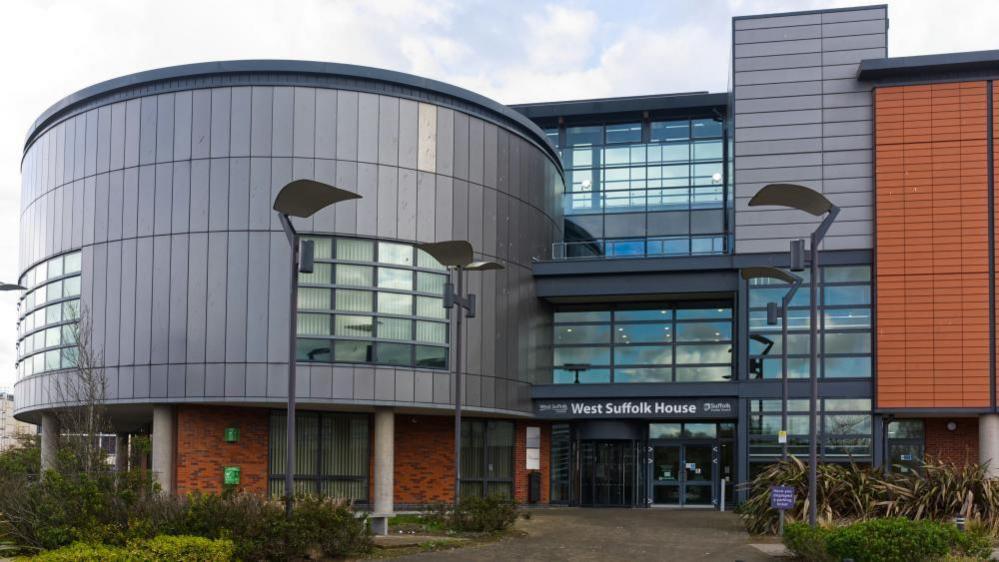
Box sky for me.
[0,0,997,391]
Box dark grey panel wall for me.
[732,6,885,253]
[16,83,564,418]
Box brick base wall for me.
[175,406,270,495]
[514,420,551,504]
[924,417,979,465]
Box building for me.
[12,4,999,511]
[0,391,35,451]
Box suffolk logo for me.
[702,402,733,414]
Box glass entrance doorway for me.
[579,440,638,506]
[651,444,715,506]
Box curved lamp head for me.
[273,180,361,218]
[748,183,833,216]
[466,260,504,271]
[416,240,474,268]
[0,283,26,291]
[740,267,799,284]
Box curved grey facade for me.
[14,61,564,424]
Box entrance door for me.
[579,440,636,506]
[650,444,716,506]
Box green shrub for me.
[28,536,234,562]
[426,495,518,533]
[952,523,994,560]
[27,542,127,562]
[287,495,371,557]
[825,519,961,562]
[783,523,834,562]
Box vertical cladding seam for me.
[989,80,996,411]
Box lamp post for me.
[741,267,802,460]
[749,183,839,527]
[416,241,503,503]
[273,179,360,518]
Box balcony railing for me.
[551,235,729,260]
[564,185,724,215]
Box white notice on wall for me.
[526,427,541,448]
[526,448,540,470]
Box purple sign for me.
[770,485,795,511]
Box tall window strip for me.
[295,236,450,370]
[461,420,515,498]
[552,303,733,383]
[15,251,83,379]
[268,412,370,500]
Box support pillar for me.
[40,413,59,473]
[980,414,999,477]
[152,406,175,494]
[371,408,395,535]
[115,433,129,473]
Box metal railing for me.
[551,235,729,260]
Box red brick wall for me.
[175,406,270,495]
[513,421,551,504]
[923,417,979,465]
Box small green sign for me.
[224,427,240,443]
[223,466,240,486]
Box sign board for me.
[525,426,541,470]
[223,466,241,486]
[526,449,540,470]
[778,430,787,444]
[534,398,737,419]
[224,427,240,443]
[770,485,795,511]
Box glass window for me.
[334,340,373,362]
[605,123,642,144]
[650,120,690,142]
[675,321,731,342]
[297,339,332,362]
[649,423,682,439]
[376,343,412,366]
[298,288,331,310]
[616,309,671,321]
[378,293,412,315]
[304,237,333,259]
[415,346,447,369]
[614,323,671,343]
[691,118,722,138]
[461,420,515,498]
[297,313,331,335]
[824,285,871,306]
[566,126,603,146]
[415,296,446,319]
[64,252,82,273]
[377,242,414,266]
[555,310,611,323]
[684,423,717,438]
[888,420,923,439]
[556,325,610,345]
[416,272,445,294]
[377,268,413,290]
[335,315,374,337]
[335,290,373,312]
[554,346,610,367]
[614,345,672,366]
[415,321,447,344]
[337,239,373,262]
[675,344,730,364]
[614,367,671,383]
[336,265,373,286]
[675,366,731,382]
[269,412,369,501]
[299,263,332,284]
[377,318,412,340]
[416,250,447,271]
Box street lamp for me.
[741,268,802,460]
[749,183,839,528]
[416,240,504,503]
[273,179,360,518]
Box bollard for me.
[955,516,966,531]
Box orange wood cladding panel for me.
[875,81,991,409]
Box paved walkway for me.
[393,508,776,561]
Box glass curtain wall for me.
[548,117,728,259]
[16,251,83,379]
[461,420,515,498]
[269,412,370,500]
[747,265,872,380]
[553,304,733,383]
[295,237,450,370]
[886,420,924,474]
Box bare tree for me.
[51,302,112,475]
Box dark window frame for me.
[461,419,515,498]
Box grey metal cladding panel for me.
[823,149,871,165]
[824,177,873,193]
[377,96,399,166]
[432,371,450,404]
[267,232,291,363]
[225,363,246,398]
[189,160,209,231]
[735,109,820,128]
[208,158,229,231]
[825,134,872,152]
[357,93,379,163]
[397,168,416,240]
[150,235,171,364]
[824,162,872,180]
[332,161,358,232]
[435,176,453,241]
[267,364,287,398]
[413,371,433,403]
[205,232,228,362]
[136,165,155,237]
[736,166,821,183]
[205,364,225,397]
[823,92,872,109]
[64,118,77,182]
[74,113,87,180]
[482,187,497,256]
[133,236,154,365]
[822,7,885,23]
[734,13,820,30]
[245,232,270,363]
[398,99,418,170]
[168,365,185,398]
[735,39,821,58]
[118,367,133,399]
[376,164,398,238]
[90,244,108,365]
[734,81,821,100]
[186,364,205,398]
[94,174,109,244]
[82,176,95,245]
[435,107,454,176]
[336,90,359,161]
[822,78,867,95]
[107,171,123,240]
[353,367,374,400]
[822,34,885,52]
[465,374,480,407]
[416,172,435,242]
[293,87,316,158]
[210,88,231,158]
[168,234,189,363]
[822,64,860,80]
[735,25,820,45]
[496,130,509,194]
[734,67,823,86]
[315,89,336,160]
[347,163,373,237]
[250,87,273,157]
[228,158,250,230]
[138,98,156,166]
[736,152,821,170]
[735,123,821,142]
[823,48,886,66]
[823,106,871,123]
[452,111,469,181]
[171,162,191,233]
[155,94,175,163]
[467,182,484,252]
[173,91,193,161]
[482,123,497,188]
[736,138,822,156]
[734,52,821,72]
[313,159,336,233]
[248,158,272,230]
[229,86,252,156]
[311,365,331,398]
[468,118,484,185]
[246,364,266,397]
[821,19,885,38]
[269,158,292,230]
[332,366,353,399]
[104,241,122,366]
[149,365,167,399]
[96,105,112,173]
[154,163,173,235]
[225,233,249,363]
[133,366,150,399]
[85,110,98,177]
[118,239,137,365]
[272,87,294,157]
[824,120,871,137]
[394,371,414,402]
[191,90,212,159]
[61,183,74,249]
[186,233,208,363]
[374,368,394,401]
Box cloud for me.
[523,5,600,70]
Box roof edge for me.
[858,49,999,81]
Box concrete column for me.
[980,414,999,477]
[371,408,395,535]
[115,433,129,473]
[40,413,59,473]
[152,406,175,494]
